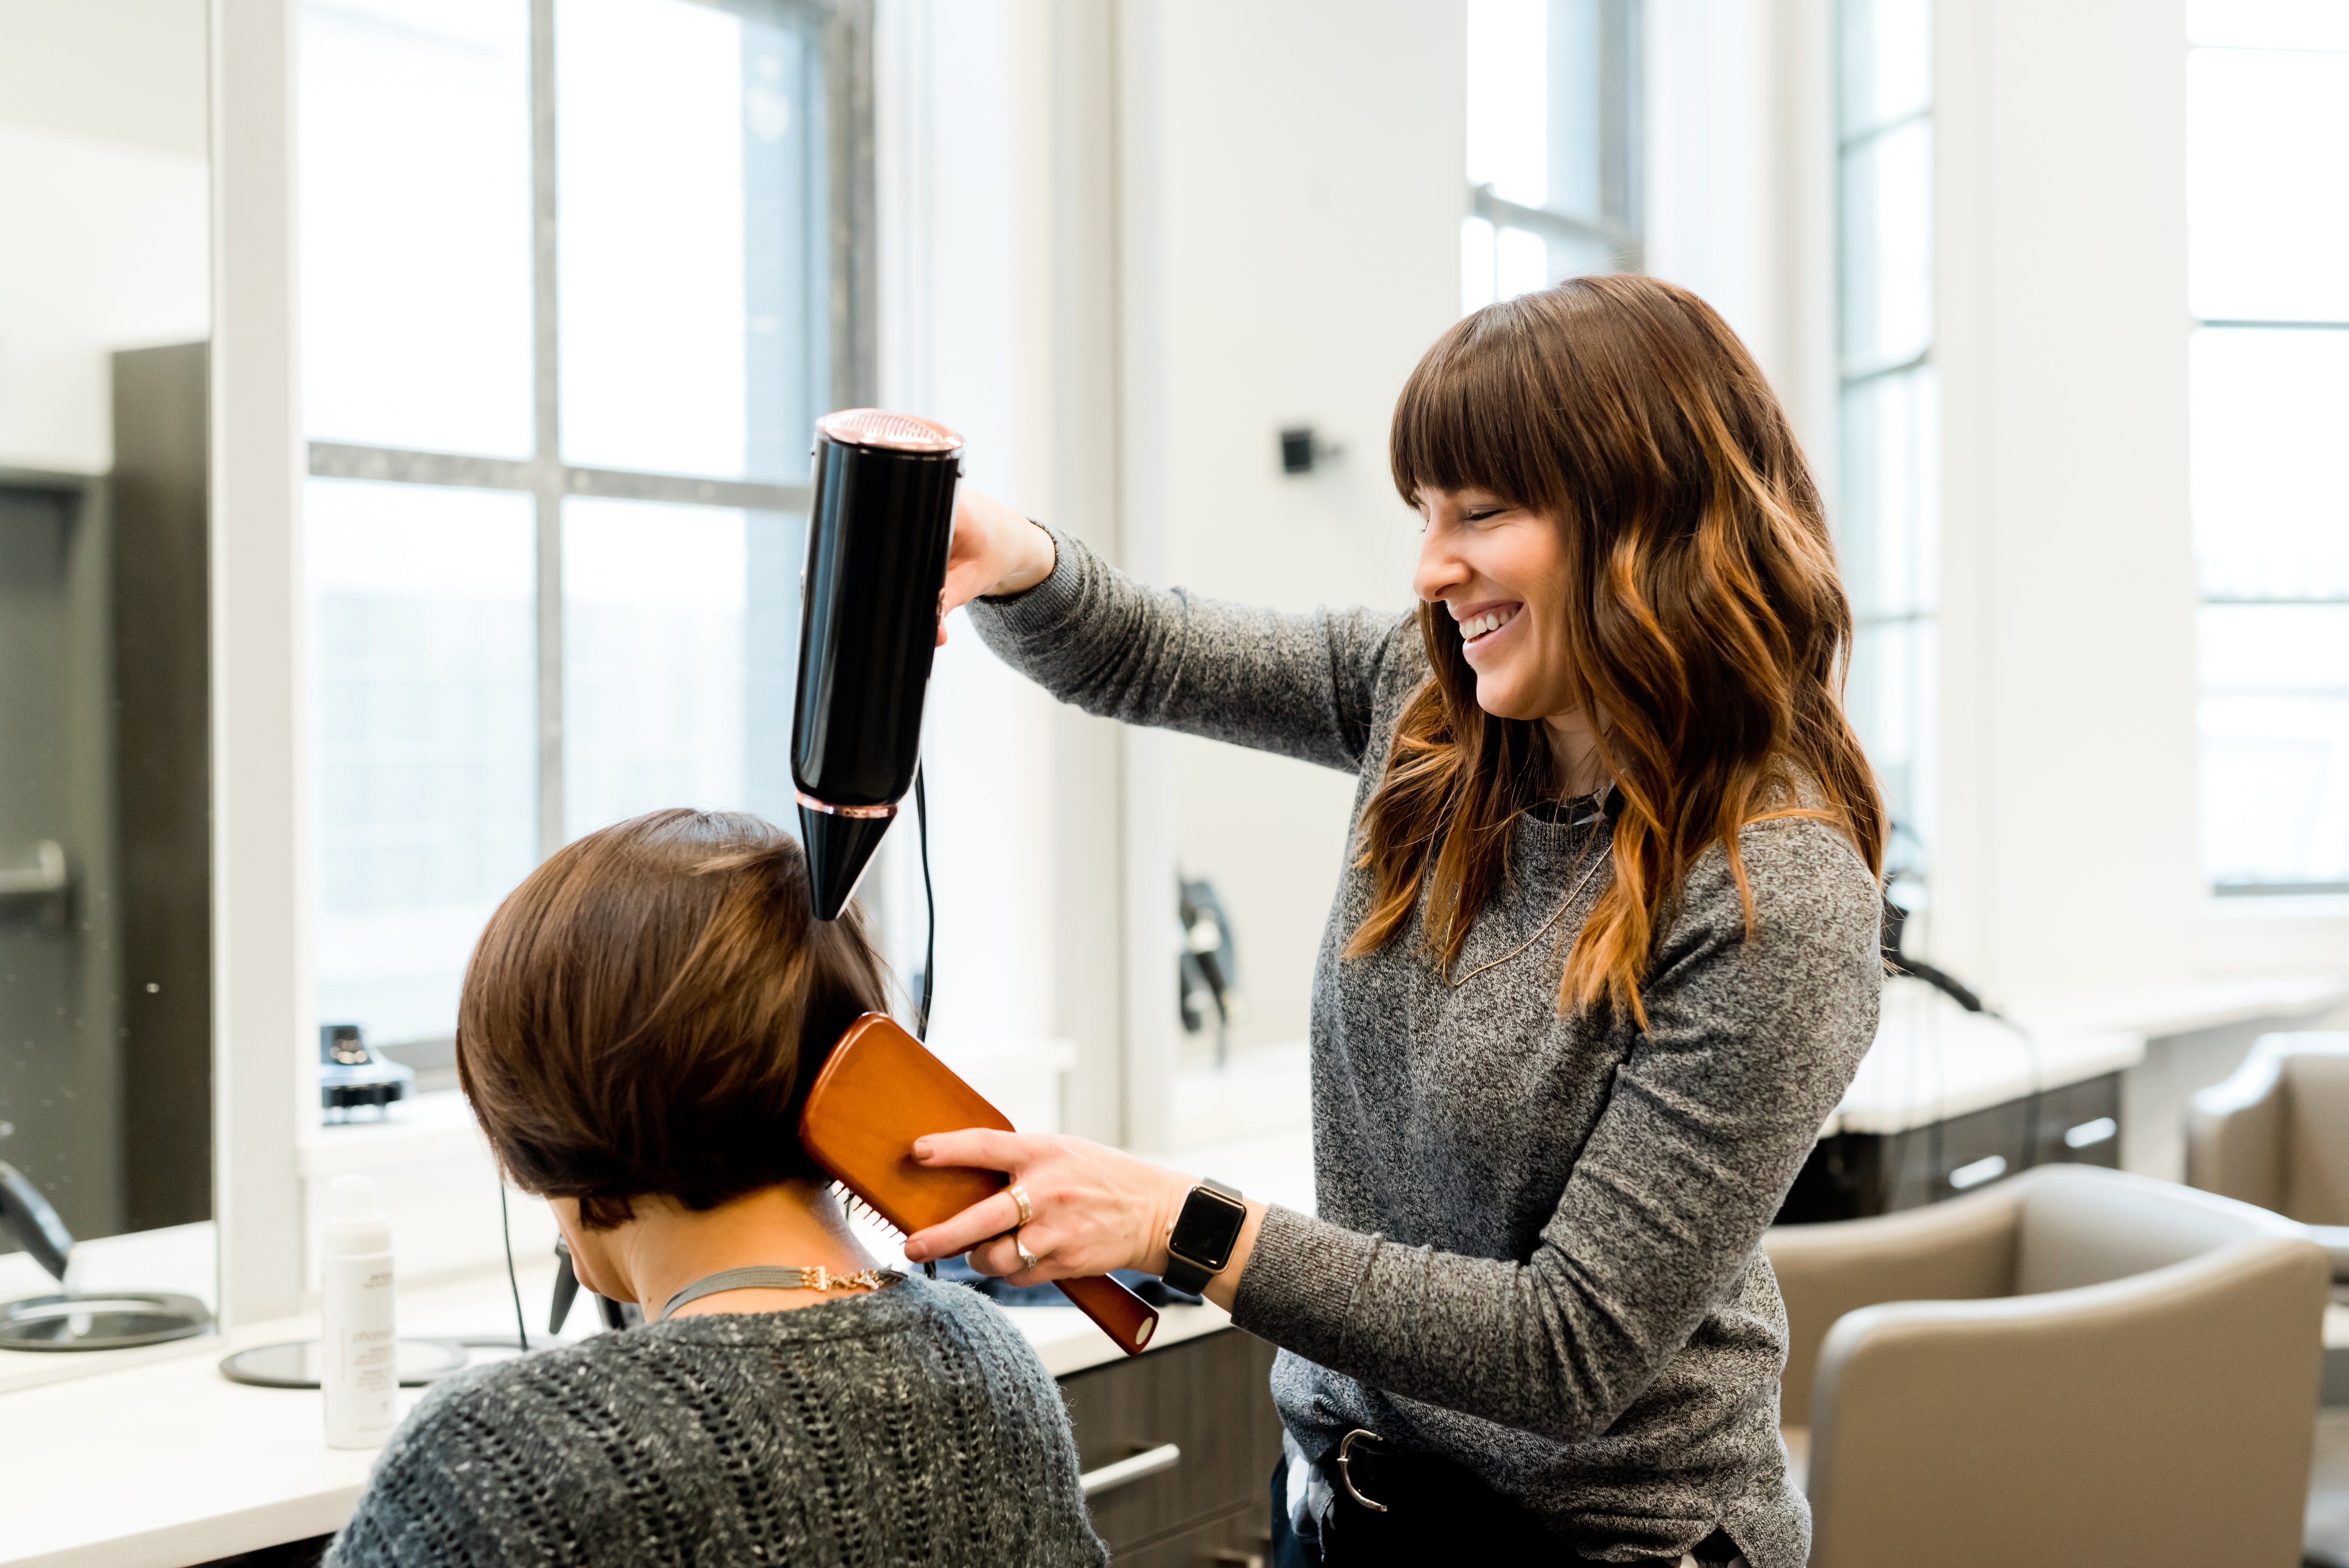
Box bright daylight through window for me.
[298,0,840,1062]
[2187,1,2349,898]
[1462,0,1643,314]
[1835,0,1937,890]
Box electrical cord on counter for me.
[499,1178,529,1353]
[914,763,939,1281]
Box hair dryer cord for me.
[915,765,936,1041]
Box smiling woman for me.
[1365,274,1884,1027]
[917,273,1886,1568]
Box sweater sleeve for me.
[963,527,1418,775]
[1227,818,1882,1443]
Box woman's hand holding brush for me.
[900,1130,1266,1312]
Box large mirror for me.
[0,0,214,1330]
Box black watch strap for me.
[1162,1177,1247,1296]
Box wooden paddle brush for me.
[798,1012,1160,1356]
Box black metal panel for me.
[112,343,212,1234]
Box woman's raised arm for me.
[943,488,1415,775]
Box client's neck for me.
[593,1180,885,1322]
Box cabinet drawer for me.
[2032,1073,2121,1169]
[1933,1096,2031,1197]
[1112,1500,1275,1568]
[1059,1329,1283,1552]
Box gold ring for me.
[1015,1232,1040,1272]
[1008,1183,1034,1227]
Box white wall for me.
[875,0,1139,1140]
[1644,0,1836,460]
[0,0,209,158]
[1934,0,2214,1003]
[0,0,210,474]
[1121,0,1466,1060]
[876,1,1468,1130]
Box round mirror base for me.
[0,1292,214,1352]
[218,1337,471,1390]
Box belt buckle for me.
[1334,1428,1388,1515]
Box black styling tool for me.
[792,409,963,921]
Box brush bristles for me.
[830,1182,904,1240]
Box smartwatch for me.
[1162,1177,1248,1296]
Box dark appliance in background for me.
[1178,878,1242,1066]
[1879,871,1992,1017]
[790,410,962,923]
[319,1024,415,1120]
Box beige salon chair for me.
[1766,1164,2328,1568]
[2189,1032,2349,1279]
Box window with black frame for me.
[1462,0,1643,313]
[297,0,867,1069]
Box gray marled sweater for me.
[324,1276,1105,1568]
[970,531,1882,1568]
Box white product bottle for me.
[322,1174,397,1449]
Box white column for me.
[874,0,1130,1142]
[209,0,312,1326]
[1934,0,2199,1000]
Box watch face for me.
[1170,1186,1247,1270]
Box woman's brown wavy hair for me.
[1348,274,1883,1027]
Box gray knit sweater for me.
[970,532,1882,1568]
[324,1276,1106,1568]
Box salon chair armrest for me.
[2188,1044,2290,1213]
[1764,1185,2022,1427]
[1805,1234,2329,1568]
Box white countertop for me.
[0,1262,1231,1568]
[1827,970,2348,1137]
[1827,979,2146,1136]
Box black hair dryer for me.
[793,410,964,920]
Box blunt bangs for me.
[1389,295,1581,517]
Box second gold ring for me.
[1008,1182,1034,1228]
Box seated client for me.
[327,808,1106,1568]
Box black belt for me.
[1314,1430,1741,1566]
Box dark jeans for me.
[1269,1458,1314,1568]
[1266,1451,1554,1566]
[1267,1454,1744,1568]
[1268,1456,1316,1568]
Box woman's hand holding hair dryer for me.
[935,489,1057,644]
[900,1130,1266,1313]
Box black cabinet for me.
[1060,1327,1283,1561]
[2031,1074,2123,1170]
[1776,1072,2123,1224]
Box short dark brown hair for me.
[456,809,890,1228]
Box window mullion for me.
[531,0,565,860]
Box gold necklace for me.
[1438,834,1611,989]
